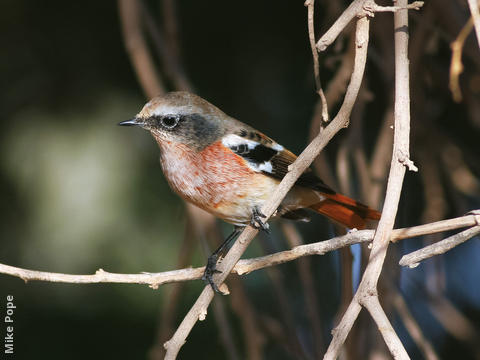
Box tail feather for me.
[309,193,381,229]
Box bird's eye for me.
[161,115,179,129]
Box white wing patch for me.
[222,134,279,174]
[221,134,284,151]
[222,134,260,150]
[257,161,273,173]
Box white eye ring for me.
[161,114,179,129]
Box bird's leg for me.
[250,206,270,233]
[203,226,242,293]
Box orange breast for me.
[158,140,278,225]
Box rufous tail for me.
[309,193,381,229]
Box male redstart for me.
[119,91,380,292]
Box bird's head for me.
[119,91,233,150]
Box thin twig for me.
[310,32,356,142]
[363,296,407,358]
[399,225,480,268]
[363,0,424,14]
[390,213,480,242]
[315,0,423,52]
[309,33,355,182]
[305,0,329,123]
[316,0,367,52]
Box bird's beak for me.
[118,118,144,127]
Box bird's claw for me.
[202,254,223,293]
[251,207,270,233]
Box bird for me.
[119,91,380,292]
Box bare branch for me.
[305,0,329,123]
[316,0,367,52]
[362,296,408,358]
[363,0,424,14]
[315,0,423,52]
[0,264,202,288]
[399,225,480,268]
[390,212,479,242]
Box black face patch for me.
[147,112,220,150]
[188,113,218,139]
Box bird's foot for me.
[250,207,270,233]
[202,254,222,293]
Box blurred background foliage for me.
[0,0,479,359]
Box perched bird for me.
[119,91,380,292]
